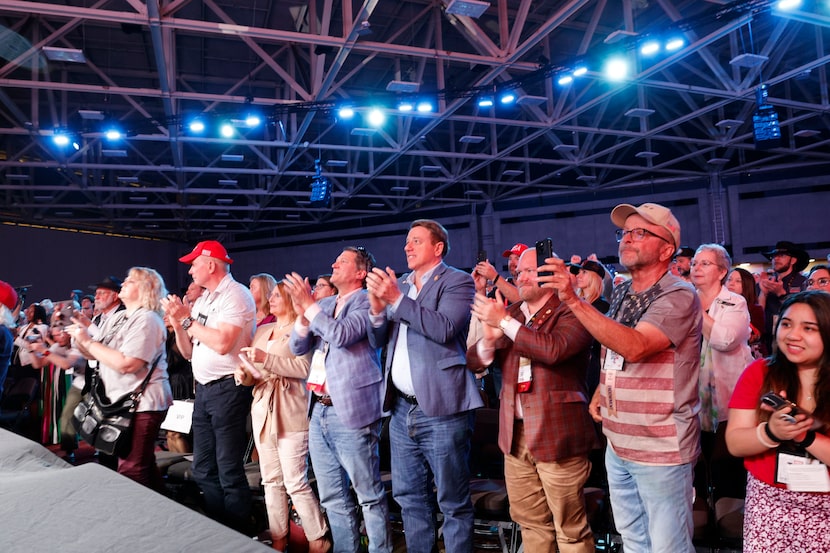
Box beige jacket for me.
[250,322,312,438]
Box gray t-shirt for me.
[97,308,172,412]
[600,272,703,465]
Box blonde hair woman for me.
[573,260,607,306]
[70,267,172,490]
[250,273,277,327]
[236,280,329,552]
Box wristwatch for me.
[498,315,513,332]
[181,317,194,331]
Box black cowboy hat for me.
[763,241,810,272]
[674,246,695,259]
[90,275,122,293]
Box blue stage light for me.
[104,128,122,141]
[367,108,386,127]
[640,40,660,56]
[416,101,433,113]
[776,0,802,10]
[52,130,70,147]
[604,57,629,81]
[219,123,235,138]
[244,113,262,127]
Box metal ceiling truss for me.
[0,0,829,242]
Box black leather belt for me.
[398,390,418,405]
[315,394,333,406]
[203,375,234,387]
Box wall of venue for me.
[3,175,828,302]
[0,224,184,302]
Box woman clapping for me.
[236,280,329,553]
[70,267,172,490]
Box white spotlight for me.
[640,41,660,56]
[604,57,629,81]
[367,108,386,127]
[416,101,433,113]
[776,0,802,10]
[220,123,235,138]
[52,132,70,147]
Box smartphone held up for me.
[536,238,553,287]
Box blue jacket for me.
[369,262,483,417]
[290,290,383,430]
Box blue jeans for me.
[308,403,391,553]
[605,446,695,553]
[390,396,475,553]
[192,378,253,533]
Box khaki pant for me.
[504,422,594,553]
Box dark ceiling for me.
[1,0,829,243]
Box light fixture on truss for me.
[309,159,331,207]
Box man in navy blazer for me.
[367,220,483,553]
[286,247,392,553]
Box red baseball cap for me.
[502,243,529,258]
[0,280,18,311]
[179,240,234,264]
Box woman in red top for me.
[726,291,830,552]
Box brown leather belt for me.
[315,394,333,406]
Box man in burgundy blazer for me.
[468,248,598,553]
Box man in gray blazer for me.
[367,220,483,553]
[286,247,392,553]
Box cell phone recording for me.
[536,238,553,287]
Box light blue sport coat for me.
[290,290,384,430]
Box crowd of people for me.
[0,205,828,553]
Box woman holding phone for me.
[726,291,830,552]
[235,280,329,552]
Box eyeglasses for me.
[807,277,830,288]
[313,283,331,290]
[615,228,671,244]
[690,260,717,269]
